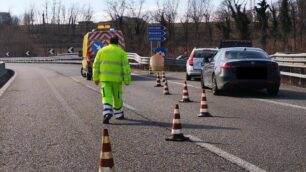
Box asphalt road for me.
[1,64,305,172]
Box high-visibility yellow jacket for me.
[93,44,131,85]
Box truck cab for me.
[81,24,125,80]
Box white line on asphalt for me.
[69,77,138,112]
[40,72,96,147]
[0,71,17,97]
[70,77,80,83]
[86,85,99,92]
[132,73,201,89]
[187,135,267,172]
[253,98,306,111]
[123,103,137,111]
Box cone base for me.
[198,112,213,117]
[166,134,190,142]
[179,99,192,103]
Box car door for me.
[193,50,204,70]
[203,51,220,87]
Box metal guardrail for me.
[270,53,306,78]
[126,52,150,65]
[0,62,6,77]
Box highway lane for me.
[1,64,305,171]
[0,64,244,172]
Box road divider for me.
[165,104,189,142]
[179,81,192,102]
[0,70,16,97]
[99,129,116,172]
[154,73,163,87]
[198,89,213,117]
[163,79,170,95]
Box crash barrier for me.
[127,53,186,71]
[271,53,306,87]
[0,69,14,89]
[0,62,6,78]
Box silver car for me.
[201,47,281,95]
[186,48,218,80]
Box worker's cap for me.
[110,36,119,44]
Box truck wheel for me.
[81,67,86,77]
[86,73,92,80]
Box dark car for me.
[201,47,281,95]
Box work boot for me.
[115,113,125,120]
[103,113,113,124]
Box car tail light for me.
[269,62,279,69]
[220,63,234,69]
[188,51,195,66]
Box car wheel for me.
[81,67,86,78]
[267,86,279,96]
[186,73,191,81]
[212,76,221,95]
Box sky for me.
[0,0,269,22]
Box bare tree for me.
[106,0,127,30]
[181,0,191,51]
[188,0,209,46]
[216,0,232,39]
[226,0,251,40]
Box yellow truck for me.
[80,25,125,80]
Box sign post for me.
[147,24,167,58]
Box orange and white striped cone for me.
[179,81,192,102]
[154,73,163,87]
[162,71,166,82]
[166,104,189,141]
[198,89,212,117]
[163,79,170,95]
[99,129,115,172]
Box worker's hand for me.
[94,80,99,86]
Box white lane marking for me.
[169,81,201,89]
[252,98,306,111]
[0,71,17,97]
[70,77,80,83]
[69,77,138,112]
[40,72,96,147]
[187,135,267,172]
[86,85,99,92]
[123,103,137,111]
[132,73,201,89]
[133,72,306,111]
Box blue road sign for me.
[147,24,167,42]
[153,47,168,57]
[148,25,166,31]
[91,41,104,53]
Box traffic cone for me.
[166,104,189,142]
[154,73,163,87]
[179,81,192,102]
[198,89,212,117]
[99,129,115,172]
[162,71,166,82]
[163,79,170,95]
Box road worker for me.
[93,36,131,124]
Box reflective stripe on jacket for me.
[93,44,131,84]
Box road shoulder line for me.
[187,135,267,172]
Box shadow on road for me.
[111,118,239,131]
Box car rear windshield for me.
[225,50,268,59]
[194,50,217,58]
